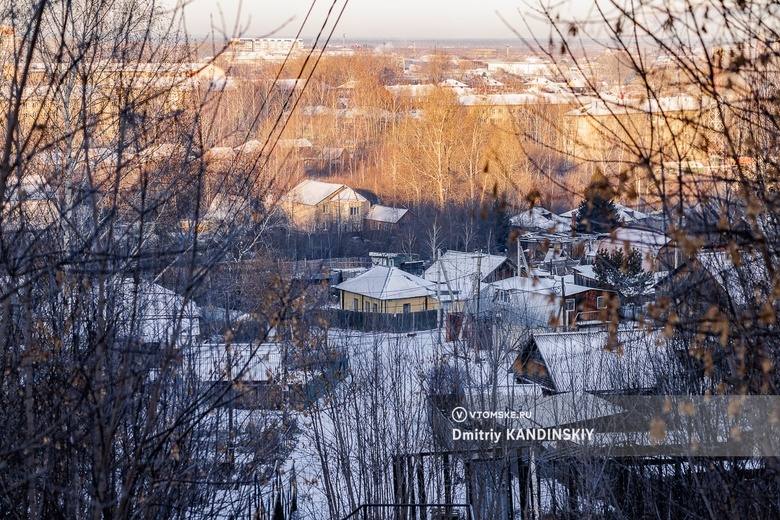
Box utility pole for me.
[474,251,482,360]
[561,276,568,331]
[518,240,529,276]
[437,249,442,344]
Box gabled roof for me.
[424,250,512,301]
[365,205,408,224]
[511,207,570,231]
[334,265,436,300]
[283,179,367,206]
[518,329,663,393]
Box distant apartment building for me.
[230,37,304,54]
[563,95,712,171]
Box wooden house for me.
[281,179,369,232]
[334,265,438,314]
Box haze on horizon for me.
[177,0,601,42]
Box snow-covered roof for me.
[490,276,557,293]
[283,179,367,206]
[424,250,512,301]
[525,329,663,393]
[638,94,704,113]
[116,280,200,345]
[598,227,669,271]
[615,203,648,222]
[9,174,52,201]
[489,275,592,299]
[365,205,408,224]
[192,343,282,383]
[205,193,250,221]
[234,139,264,154]
[441,78,468,87]
[543,246,568,263]
[510,207,571,231]
[277,138,313,149]
[573,264,598,280]
[555,283,592,296]
[275,78,306,90]
[316,147,346,160]
[334,265,436,300]
[566,99,642,117]
[205,146,236,160]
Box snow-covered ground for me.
[280,327,543,519]
[285,329,452,519]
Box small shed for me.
[364,205,409,231]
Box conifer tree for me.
[576,169,618,233]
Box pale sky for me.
[176,0,596,41]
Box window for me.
[565,299,576,312]
[373,303,378,312]
[597,296,607,309]
[365,301,371,312]
[322,204,329,214]
[350,206,360,216]
[353,298,359,311]
[403,303,411,314]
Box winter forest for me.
[2,0,780,519]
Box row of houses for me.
[331,249,615,334]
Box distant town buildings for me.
[229,37,305,54]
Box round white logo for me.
[451,406,468,423]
